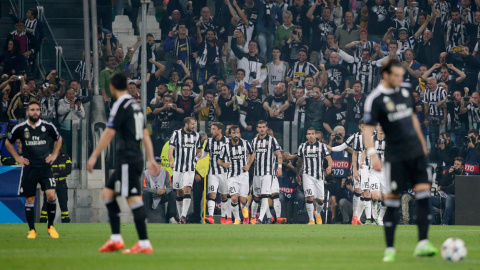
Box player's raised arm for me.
[363,125,382,171]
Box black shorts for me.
[384,155,431,194]
[106,159,143,197]
[20,166,55,197]
[325,178,341,199]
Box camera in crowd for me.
[334,133,343,141]
[464,135,476,145]
[452,168,462,175]
[446,95,455,102]
[250,72,257,79]
[437,138,445,145]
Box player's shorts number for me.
[305,189,313,196]
[371,183,379,190]
[229,186,236,194]
[209,185,215,192]
[175,182,180,189]
[49,178,56,187]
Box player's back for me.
[364,83,423,161]
[107,95,144,163]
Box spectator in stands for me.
[365,0,394,39]
[263,82,290,121]
[196,7,226,45]
[196,89,217,128]
[164,22,197,79]
[173,84,202,122]
[239,86,266,140]
[99,38,139,113]
[0,88,9,122]
[97,27,119,61]
[97,0,113,31]
[415,28,443,68]
[274,10,295,46]
[226,0,255,44]
[344,29,376,59]
[228,69,251,96]
[7,83,36,121]
[39,85,57,123]
[423,77,448,150]
[128,82,141,103]
[324,95,346,139]
[345,81,366,135]
[216,84,238,124]
[307,3,336,53]
[431,157,467,225]
[196,29,222,86]
[281,26,308,65]
[150,94,177,155]
[9,8,44,44]
[228,30,248,75]
[438,90,469,144]
[422,63,466,95]
[432,132,459,179]
[69,80,92,104]
[6,19,38,75]
[449,46,480,93]
[266,46,289,97]
[297,85,325,131]
[459,129,480,175]
[75,51,94,82]
[335,11,360,56]
[0,39,27,76]
[324,48,350,92]
[230,30,267,94]
[161,10,185,40]
[287,0,310,45]
[445,8,468,51]
[286,48,319,88]
[143,157,174,223]
[57,88,85,155]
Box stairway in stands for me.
[1,0,84,80]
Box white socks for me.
[221,200,227,218]
[273,198,281,218]
[181,195,191,218]
[176,200,183,218]
[372,201,378,220]
[365,198,372,220]
[231,203,240,220]
[353,195,360,217]
[306,201,314,221]
[110,234,123,242]
[258,197,269,221]
[226,198,232,219]
[207,199,215,216]
[138,239,151,248]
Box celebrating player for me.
[364,59,438,262]
[217,125,254,224]
[168,117,203,224]
[251,120,282,224]
[5,100,63,239]
[87,73,160,253]
[203,122,231,224]
[297,127,333,225]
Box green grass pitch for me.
[1,224,479,270]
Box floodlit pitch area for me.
[1,224,479,269]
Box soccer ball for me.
[441,238,467,262]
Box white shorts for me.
[229,172,249,197]
[172,171,195,189]
[302,174,324,200]
[271,177,279,194]
[207,173,229,195]
[369,169,390,194]
[253,175,273,196]
[360,166,370,191]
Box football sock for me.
[384,199,400,248]
[315,201,324,214]
[364,197,372,220]
[105,199,121,235]
[226,197,232,219]
[221,199,227,218]
[273,196,281,218]
[47,200,56,228]
[131,202,148,240]
[379,201,387,220]
[353,192,361,217]
[181,194,191,218]
[176,196,183,218]
[306,201,314,221]
[372,200,378,220]
[415,190,431,241]
[207,198,215,216]
[231,202,240,220]
[25,203,35,231]
[251,198,259,218]
[138,239,151,248]
[258,196,269,221]
[110,234,123,242]
[358,196,366,218]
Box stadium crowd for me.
[2,0,480,225]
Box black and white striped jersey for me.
[252,134,281,176]
[218,139,253,178]
[468,103,480,123]
[339,50,386,93]
[297,141,330,179]
[344,132,366,167]
[423,86,447,118]
[169,129,202,172]
[204,136,230,175]
[367,134,386,169]
[287,61,319,88]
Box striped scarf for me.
[198,42,219,68]
[174,36,191,71]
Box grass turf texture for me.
[1,224,479,270]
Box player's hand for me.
[45,153,58,165]
[354,170,360,182]
[87,155,97,173]
[242,164,250,171]
[296,175,302,185]
[371,154,382,172]
[195,174,202,182]
[169,161,175,168]
[246,125,252,131]
[156,188,166,195]
[148,160,161,177]
[276,167,282,177]
[16,156,30,166]
[223,162,232,168]
[326,166,332,175]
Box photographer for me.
[57,88,85,156]
[432,132,458,180]
[278,151,303,223]
[431,157,467,225]
[338,176,354,224]
[459,129,480,175]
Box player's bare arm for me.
[325,155,333,175]
[363,125,381,172]
[243,153,254,171]
[168,145,175,168]
[275,150,283,177]
[46,136,63,164]
[5,139,29,165]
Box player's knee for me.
[25,196,35,204]
[354,191,361,198]
[306,196,314,202]
[183,186,192,194]
[220,194,228,201]
[270,193,279,199]
[209,193,216,200]
[317,199,324,205]
[177,189,184,197]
